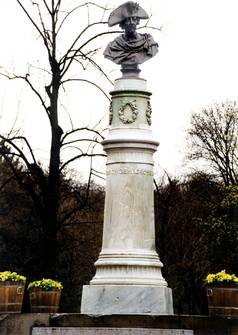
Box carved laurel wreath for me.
[118,100,138,124]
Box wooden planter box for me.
[29,287,61,313]
[207,285,238,316]
[0,281,25,313]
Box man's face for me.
[121,16,140,35]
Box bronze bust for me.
[104,1,158,72]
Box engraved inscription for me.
[107,168,153,176]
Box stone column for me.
[81,76,173,315]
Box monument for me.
[81,1,173,315]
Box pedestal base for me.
[81,285,173,315]
[32,328,193,335]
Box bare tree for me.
[0,0,118,276]
[187,101,238,186]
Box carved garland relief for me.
[109,101,113,125]
[109,99,152,126]
[146,100,152,126]
[118,100,138,124]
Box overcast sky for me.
[1,0,238,180]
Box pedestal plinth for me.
[32,328,193,335]
[81,77,173,315]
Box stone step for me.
[32,327,194,335]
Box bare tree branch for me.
[61,138,102,147]
[61,145,84,154]
[42,0,52,15]
[187,101,238,185]
[16,0,52,59]
[91,171,106,181]
[60,153,106,171]
[60,21,109,75]
[0,175,16,192]
[61,78,110,101]
[61,127,105,144]
[56,2,111,34]
[6,135,37,165]
[0,72,49,118]
[33,1,53,48]
[0,136,32,170]
[67,49,114,85]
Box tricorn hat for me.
[108,1,149,27]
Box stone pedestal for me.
[81,76,173,315]
[32,328,193,335]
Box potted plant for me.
[205,269,238,316]
[28,278,63,313]
[0,271,26,313]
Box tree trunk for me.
[42,74,62,277]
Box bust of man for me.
[104,1,158,70]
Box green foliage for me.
[155,172,219,314]
[0,157,104,311]
[155,171,238,314]
[220,185,238,208]
[27,278,63,291]
[197,184,238,272]
[0,271,26,282]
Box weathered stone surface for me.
[32,328,193,335]
[81,286,173,315]
[0,313,50,335]
[81,76,173,315]
[50,313,238,335]
[1,313,238,335]
[0,327,6,335]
